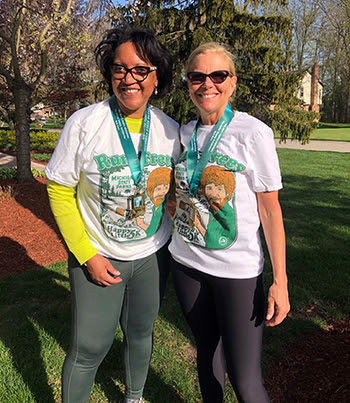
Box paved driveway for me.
[275,139,350,153]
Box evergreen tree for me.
[112,0,319,142]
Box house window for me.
[300,87,304,98]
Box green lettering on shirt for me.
[94,154,111,170]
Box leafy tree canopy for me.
[112,0,319,142]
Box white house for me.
[296,64,323,113]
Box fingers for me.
[265,297,275,322]
[265,285,290,327]
[265,305,288,327]
[86,254,123,286]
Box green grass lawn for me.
[273,122,350,142]
[40,120,350,141]
[311,122,350,141]
[43,118,65,130]
[0,149,349,402]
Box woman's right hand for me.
[86,254,122,286]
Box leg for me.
[156,240,171,302]
[213,274,270,403]
[120,253,160,400]
[171,259,225,403]
[62,253,126,403]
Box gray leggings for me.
[62,251,163,402]
[171,259,270,403]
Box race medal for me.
[109,95,151,220]
[130,189,145,218]
[189,201,196,230]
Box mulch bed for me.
[1,175,349,402]
[0,176,67,277]
[264,318,350,402]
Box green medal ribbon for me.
[109,94,151,188]
[187,104,234,197]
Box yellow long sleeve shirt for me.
[47,180,97,264]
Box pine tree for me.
[113,0,319,142]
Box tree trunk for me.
[346,82,350,123]
[14,82,35,183]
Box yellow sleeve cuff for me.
[47,179,98,265]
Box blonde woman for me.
[169,43,290,403]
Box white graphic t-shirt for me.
[169,111,282,279]
[46,99,181,260]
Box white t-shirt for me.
[46,98,181,261]
[169,111,282,279]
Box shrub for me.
[30,131,59,151]
[0,167,17,180]
[0,130,16,149]
[0,167,46,180]
[31,153,52,162]
[31,168,46,178]
[30,128,48,133]
[0,130,59,152]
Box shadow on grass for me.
[279,171,350,315]
[0,240,182,402]
[0,239,69,403]
[159,151,350,398]
[95,339,184,403]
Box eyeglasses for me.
[187,70,231,84]
[111,64,157,82]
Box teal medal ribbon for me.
[109,94,151,189]
[187,104,234,197]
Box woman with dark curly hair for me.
[46,26,180,403]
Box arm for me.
[47,180,122,286]
[256,190,290,326]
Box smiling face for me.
[187,52,237,125]
[111,42,158,118]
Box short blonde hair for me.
[186,42,236,76]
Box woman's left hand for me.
[265,282,290,327]
[256,190,290,327]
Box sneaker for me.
[124,398,143,403]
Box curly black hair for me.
[95,25,173,99]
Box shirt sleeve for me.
[248,126,282,193]
[47,179,97,264]
[45,113,83,187]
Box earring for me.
[154,86,158,95]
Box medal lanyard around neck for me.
[109,94,151,188]
[187,104,234,197]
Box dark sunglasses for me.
[187,70,231,84]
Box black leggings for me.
[171,259,270,403]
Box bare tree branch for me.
[40,0,75,47]
[32,0,75,88]
[0,28,11,43]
